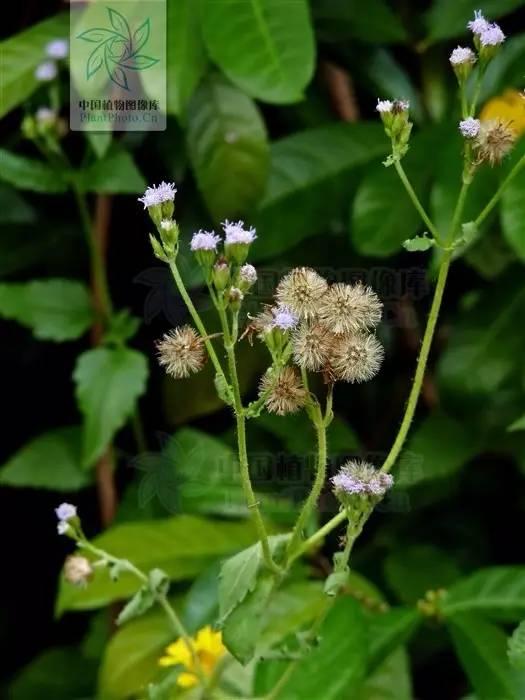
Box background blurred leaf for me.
[425,0,523,42]
[199,0,315,104]
[501,150,525,263]
[0,426,90,491]
[74,347,148,466]
[56,515,262,613]
[0,12,68,118]
[311,0,407,44]
[0,184,36,224]
[75,147,146,193]
[365,608,422,671]
[358,648,413,700]
[448,614,525,699]
[0,149,69,193]
[186,74,269,222]
[254,123,387,260]
[0,279,93,340]
[508,620,525,670]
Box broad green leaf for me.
[8,647,96,700]
[166,0,207,115]
[254,123,387,261]
[442,567,525,621]
[424,0,523,42]
[396,412,481,489]
[501,161,525,263]
[312,0,407,44]
[85,131,112,159]
[0,184,35,224]
[255,597,367,699]
[0,149,69,193]
[0,12,69,118]
[448,614,525,699]
[199,0,315,104]
[73,347,148,466]
[56,515,262,613]
[0,427,90,491]
[186,74,269,222]
[366,608,422,671]
[384,546,461,604]
[509,621,525,670]
[0,279,93,340]
[509,412,525,432]
[74,147,146,194]
[358,648,413,700]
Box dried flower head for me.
[190,230,221,251]
[276,267,328,319]
[480,23,505,47]
[64,555,93,587]
[331,333,384,383]
[46,38,69,59]
[459,117,481,138]
[222,220,257,245]
[467,10,490,35]
[35,61,57,81]
[449,47,476,66]
[318,282,382,335]
[292,322,336,371]
[156,326,206,378]
[332,460,393,499]
[259,366,307,416]
[138,182,177,208]
[239,264,257,285]
[474,119,516,165]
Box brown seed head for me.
[156,325,206,378]
[474,119,515,165]
[318,282,382,335]
[292,322,337,371]
[331,333,384,383]
[259,366,308,415]
[275,267,328,319]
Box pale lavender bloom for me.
[395,99,410,111]
[35,61,57,82]
[459,117,481,138]
[190,230,221,251]
[138,181,177,208]
[480,23,505,46]
[55,503,77,521]
[46,39,69,59]
[271,306,298,331]
[36,107,56,123]
[240,264,257,285]
[331,461,393,498]
[467,10,490,35]
[376,99,393,113]
[222,220,257,245]
[449,46,476,65]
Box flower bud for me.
[212,259,230,291]
[238,264,257,292]
[159,219,179,251]
[225,287,244,312]
[64,555,93,587]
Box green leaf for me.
[255,597,367,699]
[56,515,262,613]
[0,12,69,118]
[358,649,413,700]
[254,123,387,260]
[424,0,523,42]
[396,412,481,489]
[85,131,112,159]
[73,347,148,466]
[0,279,93,341]
[366,608,422,671]
[166,0,207,115]
[312,0,407,44]
[0,184,36,224]
[403,235,435,252]
[0,426,90,491]
[384,546,461,604]
[509,413,525,433]
[441,567,525,622]
[501,161,525,263]
[448,614,525,700]
[0,149,69,193]
[509,621,525,670]
[117,569,170,626]
[199,0,315,104]
[186,74,269,222]
[74,146,146,193]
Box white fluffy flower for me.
[46,39,69,59]
[449,46,476,66]
[467,10,490,35]
[138,182,177,208]
[35,61,57,81]
[480,23,505,47]
[376,99,393,113]
[190,230,221,251]
[459,118,481,138]
[55,503,77,521]
[222,220,257,245]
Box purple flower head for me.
[35,61,57,82]
[480,23,505,46]
[222,220,257,245]
[331,461,393,499]
[240,264,257,285]
[467,10,490,35]
[271,306,298,331]
[459,117,481,138]
[449,46,476,66]
[55,503,77,521]
[138,182,177,208]
[190,230,221,251]
[46,39,69,59]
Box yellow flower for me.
[158,625,226,688]
[480,89,525,136]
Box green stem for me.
[167,260,228,388]
[474,152,525,228]
[288,509,348,565]
[448,177,470,244]
[380,248,452,474]
[393,160,443,245]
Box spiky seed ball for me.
[331,333,384,383]
[318,282,382,335]
[64,555,93,587]
[292,322,337,371]
[474,120,515,166]
[259,366,308,416]
[156,326,206,378]
[276,267,328,320]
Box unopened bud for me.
[64,555,93,587]
[212,259,230,291]
[225,286,244,312]
[238,264,257,292]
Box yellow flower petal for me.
[195,626,225,656]
[480,89,525,136]
[177,672,199,688]
[158,655,178,667]
[163,639,193,666]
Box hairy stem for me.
[393,160,443,245]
